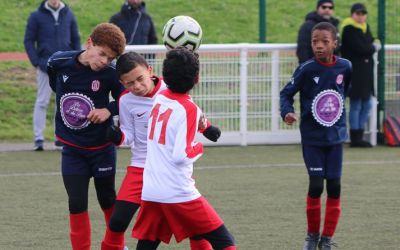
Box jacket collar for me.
[39,1,68,14]
[340,17,367,33]
[305,11,339,26]
[121,1,146,14]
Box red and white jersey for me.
[119,77,166,168]
[142,89,204,203]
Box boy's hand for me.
[106,125,123,145]
[203,126,221,142]
[87,108,111,124]
[198,113,208,131]
[284,113,298,125]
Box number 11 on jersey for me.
[149,103,173,145]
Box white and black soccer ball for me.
[162,16,203,52]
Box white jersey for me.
[142,89,204,203]
[119,77,166,168]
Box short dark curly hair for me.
[312,22,337,40]
[116,52,149,78]
[162,46,199,93]
[90,23,126,56]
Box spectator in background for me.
[24,0,81,151]
[296,0,340,64]
[341,3,380,147]
[110,0,157,46]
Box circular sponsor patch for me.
[60,93,95,129]
[311,89,344,127]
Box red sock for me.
[101,228,125,250]
[102,206,114,227]
[322,197,341,237]
[306,195,321,234]
[190,238,212,250]
[222,246,237,250]
[69,212,91,250]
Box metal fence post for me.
[259,0,266,43]
[377,0,386,143]
[369,52,379,146]
[239,47,248,146]
[271,50,280,131]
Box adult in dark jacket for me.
[24,0,81,151]
[110,0,157,45]
[341,3,380,147]
[296,0,340,64]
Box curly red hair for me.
[90,23,126,56]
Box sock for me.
[102,206,114,227]
[101,228,125,250]
[69,211,91,250]
[322,197,341,237]
[190,238,213,250]
[222,247,237,250]
[306,195,321,234]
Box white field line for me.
[0,160,399,177]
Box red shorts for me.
[116,166,144,204]
[132,196,224,243]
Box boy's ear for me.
[194,74,200,84]
[148,65,153,75]
[333,39,338,49]
[86,37,93,48]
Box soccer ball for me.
[162,16,203,52]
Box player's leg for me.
[136,240,161,250]
[303,176,324,250]
[189,235,213,250]
[33,69,52,150]
[62,145,93,250]
[94,175,116,226]
[63,174,91,250]
[164,197,235,249]
[102,201,140,250]
[132,201,173,249]
[319,144,343,249]
[102,167,143,250]
[199,225,236,250]
[90,145,117,224]
[302,145,326,250]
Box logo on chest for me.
[62,74,69,83]
[336,74,343,85]
[60,93,95,130]
[311,89,344,127]
[91,80,101,92]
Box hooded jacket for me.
[110,2,157,45]
[24,1,81,72]
[296,11,340,64]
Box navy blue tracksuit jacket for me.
[47,51,125,149]
[280,57,352,146]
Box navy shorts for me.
[302,144,343,179]
[61,144,116,177]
